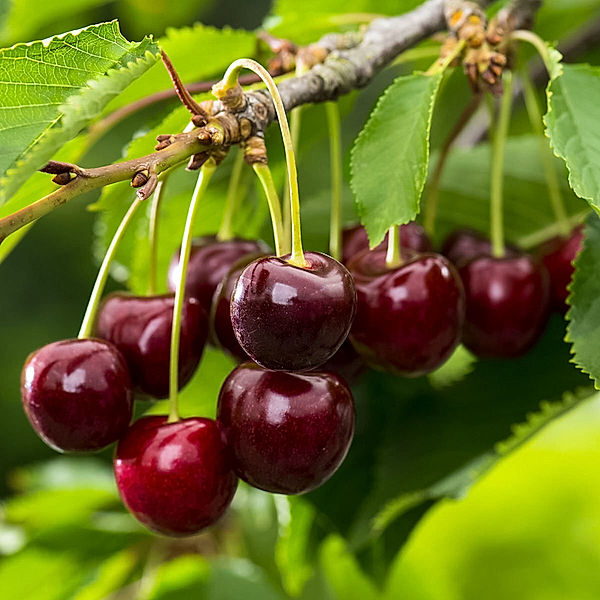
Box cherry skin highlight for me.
[230,252,357,371]
[114,416,238,537]
[538,225,584,312]
[21,338,133,452]
[95,293,208,399]
[341,222,431,264]
[217,363,355,495]
[167,236,270,313]
[209,252,266,362]
[348,248,465,376]
[441,228,518,267]
[458,254,550,358]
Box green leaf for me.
[566,214,600,386]
[102,24,256,114]
[319,535,379,600]
[0,20,160,204]
[427,345,476,390]
[147,555,211,600]
[370,387,596,544]
[351,73,442,246]
[545,63,600,212]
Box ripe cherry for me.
[210,253,266,362]
[458,254,550,358]
[230,252,357,371]
[441,228,518,267]
[114,416,238,537]
[167,236,270,313]
[217,363,355,495]
[342,222,431,264]
[318,339,366,384]
[348,248,465,376]
[95,293,208,399]
[21,339,133,452]
[538,225,584,312]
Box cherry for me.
[348,248,464,376]
[230,252,357,371]
[167,236,270,313]
[538,225,584,312]
[318,339,366,384]
[209,252,266,362]
[21,339,133,452]
[441,228,518,267]
[114,416,237,536]
[341,222,431,264]
[217,363,355,495]
[95,293,208,399]
[458,254,550,358]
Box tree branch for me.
[0,0,544,244]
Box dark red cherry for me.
[348,248,465,376]
[95,293,208,399]
[210,252,267,362]
[538,225,584,312]
[217,363,355,495]
[318,339,366,384]
[230,252,357,371]
[21,339,133,452]
[341,222,431,264]
[167,236,270,313]
[114,416,237,536]
[442,228,518,267]
[458,254,550,358]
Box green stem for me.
[517,210,590,249]
[425,39,466,76]
[423,93,482,237]
[253,163,285,256]
[282,106,303,255]
[217,148,246,241]
[520,69,570,237]
[78,197,143,339]
[147,177,169,296]
[325,101,343,261]
[385,225,402,269]
[168,159,217,423]
[490,71,513,258]
[216,58,307,267]
[509,30,556,76]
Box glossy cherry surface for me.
[210,253,266,362]
[458,254,550,358]
[114,416,238,537]
[231,251,357,371]
[441,228,518,267]
[341,222,431,264]
[539,225,584,312]
[167,236,270,313]
[95,293,208,399]
[348,248,465,376]
[217,363,355,495]
[21,338,133,452]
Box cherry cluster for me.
[19,215,582,537]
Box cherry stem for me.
[147,176,169,296]
[78,197,143,339]
[215,58,307,267]
[253,163,285,256]
[520,69,570,237]
[509,30,556,76]
[282,105,303,255]
[490,70,513,258]
[168,159,217,423]
[217,148,246,241]
[325,101,343,261]
[423,93,482,237]
[517,209,589,249]
[385,225,402,269]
